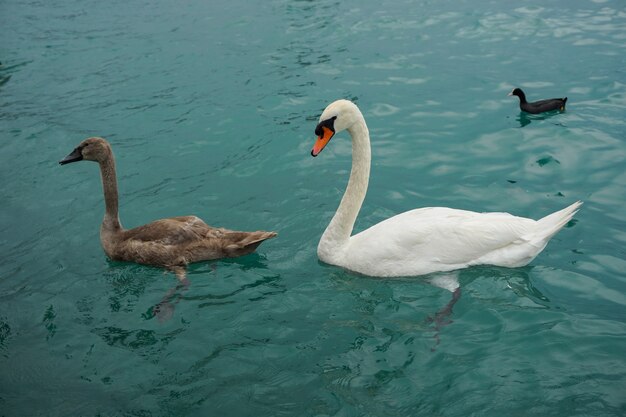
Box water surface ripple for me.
[1,0,625,416]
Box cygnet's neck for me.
[98,153,123,232]
[318,115,371,259]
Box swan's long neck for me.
[319,114,371,256]
[99,153,123,232]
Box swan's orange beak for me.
[311,126,335,157]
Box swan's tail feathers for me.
[533,201,582,244]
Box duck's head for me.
[311,99,361,157]
[508,88,525,98]
[59,137,113,165]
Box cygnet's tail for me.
[242,231,278,249]
[532,201,582,245]
[225,231,277,257]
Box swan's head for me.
[311,99,362,157]
[59,137,113,165]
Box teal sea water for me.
[2,0,626,415]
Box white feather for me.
[312,99,581,277]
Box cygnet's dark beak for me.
[59,147,83,165]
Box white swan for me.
[310,99,581,277]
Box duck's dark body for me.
[509,88,567,114]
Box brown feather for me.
[60,137,277,279]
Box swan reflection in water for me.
[425,266,550,349]
[97,254,275,323]
[327,266,552,352]
[149,254,276,323]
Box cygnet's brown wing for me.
[122,216,212,245]
[118,216,277,266]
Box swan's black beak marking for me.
[311,116,337,157]
[59,147,83,165]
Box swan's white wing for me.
[346,207,538,276]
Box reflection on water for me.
[426,287,462,350]
[516,110,566,127]
[1,0,625,414]
[466,265,551,307]
[149,278,190,323]
[101,253,280,323]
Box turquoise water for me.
[2,0,626,415]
